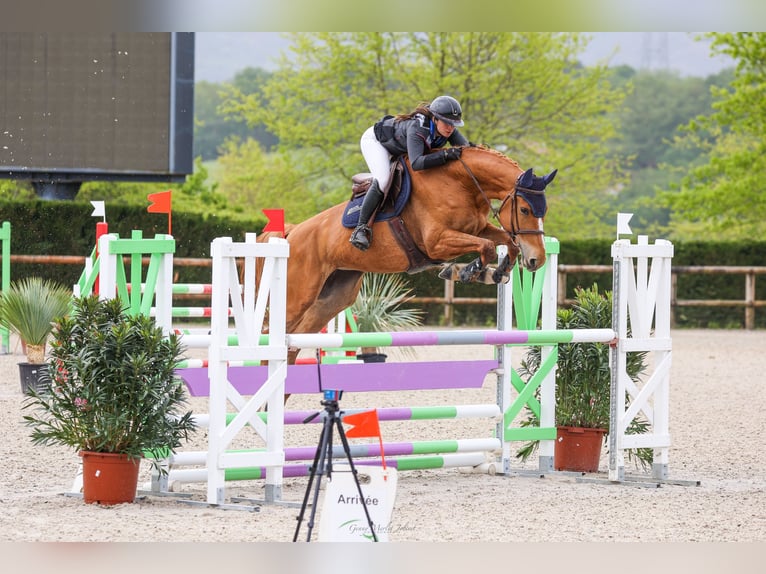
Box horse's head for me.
[500,166,557,272]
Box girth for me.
[387,217,443,274]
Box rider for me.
[349,95,469,251]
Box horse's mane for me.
[463,144,522,170]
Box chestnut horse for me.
[259,145,556,363]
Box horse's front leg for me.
[474,225,520,284]
[491,253,514,284]
[427,230,497,284]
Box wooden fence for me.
[6,255,766,329]
[412,264,766,329]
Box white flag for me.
[90,201,105,219]
[617,212,633,236]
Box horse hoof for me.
[458,259,484,283]
[458,269,475,283]
[438,265,456,280]
[492,269,507,284]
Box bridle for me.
[458,158,546,243]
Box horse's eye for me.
[520,207,530,216]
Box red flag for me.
[343,409,381,438]
[147,190,173,235]
[147,190,172,213]
[344,409,387,470]
[262,209,285,234]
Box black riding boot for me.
[350,180,384,251]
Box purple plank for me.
[176,360,498,397]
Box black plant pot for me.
[19,363,49,395]
[356,353,387,363]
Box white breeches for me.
[360,125,393,191]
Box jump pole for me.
[167,453,490,484]
[173,327,612,350]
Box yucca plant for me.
[350,273,424,359]
[0,277,72,363]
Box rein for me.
[458,157,545,238]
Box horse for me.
[258,144,557,366]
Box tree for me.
[0,179,35,200]
[220,32,630,237]
[194,69,278,161]
[661,33,766,239]
[607,67,731,234]
[618,70,718,170]
[215,138,319,223]
[76,159,238,219]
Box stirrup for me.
[350,225,372,251]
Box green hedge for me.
[0,199,266,288]
[1,200,764,328]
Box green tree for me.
[194,69,278,161]
[607,66,731,233]
[618,70,718,170]
[194,80,231,161]
[661,32,766,239]
[220,32,630,237]
[76,158,242,219]
[0,179,35,200]
[215,138,318,223]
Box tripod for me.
[293,389,378,542]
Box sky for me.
[194,32,735,84]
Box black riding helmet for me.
[428,95,464,127]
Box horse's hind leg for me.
[457,257,484,283]
[290,270,364,336]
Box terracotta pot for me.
[79,451,141,505]
[554,426,607,473]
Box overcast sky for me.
[194,32,735,84]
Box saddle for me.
[341,157,411,228]
[341,157,442,273]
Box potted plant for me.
[516,284,652,472]
[22,295,197,505]
[349,273,424,362]
[0,277,72,393]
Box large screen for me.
[0,33,194,198]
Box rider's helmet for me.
[428,95,464,127]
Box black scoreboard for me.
[0,33,194,199]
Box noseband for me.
[459,159,545,240]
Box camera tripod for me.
[293,389,378,542]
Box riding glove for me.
[443,147,462,162]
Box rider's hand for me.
[443,147,462,162]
